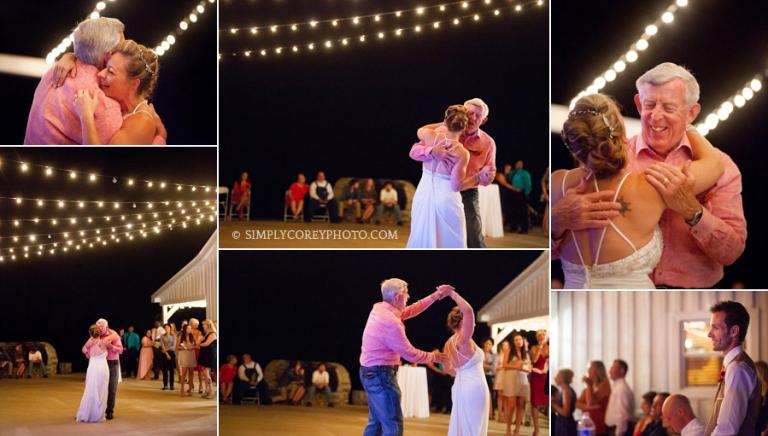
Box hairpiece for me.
[569,109,616,137]
[138,49,155,75]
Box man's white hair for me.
[73,17,125,67]
[380,278,408,302]
[464,98,490,120]
[636,62,700,107]
[96,318,108,327]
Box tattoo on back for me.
[617,196,632,216]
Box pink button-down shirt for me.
[24,60,122,145]
[409,127,497,186]
[102,329,124,361]
[552,134,747,288]
[360,292,441,367]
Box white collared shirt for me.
[681,417,705,436]
[711,346,759,436]
[604,377,634,434]
[312,370,329,386]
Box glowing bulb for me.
[325,40,333,48]
[614,60,626,72]
[160,182,166,189]
[180,21,188,31]
[309,21,317,28]
[473,14,480,21]
[89,173,96,182]
[37,200,43,207]
[341,38,348,46]
[359,35,366,42]
[308,43,315,50]
[750,78,762,92]
[462,2,469,9]
[734,95,746,108]
[45,167,53,176]
[147,181,153,188]
[292,45,299,52]
[416,7,425,15]
[374,15,380,22]
[626,50,638,63]
[661,12,674,24]
[352,17,360,25]
[440,5,446,12]
[395,11,402,17]
[230,28,237,34]
[645,24,658,36]
[58,200,65,208]
[636,39,649,51]
[742,88,754,100]
[395,29,403,36]
[515,5,522,12]
[494,9,500,16]
[415,25,422,32]
[453,18,460,25]
[70,171,77,179]
[15,197,22,205]
[433,21,440,29]
[604,69,617,82]
[676,0,688,6]
[251,27,258,34]
[378,32,385,39]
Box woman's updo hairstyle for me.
[444,104,469,133]
[89,324,101,338]
[561,94,626,178]
[111,39,160,100]
[446,307,463,332]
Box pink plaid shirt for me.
[553,134,746,288]
[409,127,497,186]
[360,292,441,367]
[24,60,122,145]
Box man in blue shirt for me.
[123,326,141,378]
[498,161,533,234]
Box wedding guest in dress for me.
[137,330,154,380]
[305,362,334,407]
[159,324,176,391]
[177,324,198,397]
[339,179,363,222]
[706,301,761,435]
[641,392,670,436]
[504,334,531,436]
[26,344,48,378]
[360,178,378,223]
[375,182,403,226]
[633,391,658,436]
[576,361,611,436]
[606,359,634,436]
[189,318,204,394]
[287,173,309,220]
[232,172,252,220]
[552,369,577,436]
[482,338,498,420]
[279,361,307,406]
[756,361,768,436]
[13,344,27,379]
[551,63,746,288]
[662,394,705,436]
[220,355,238,404]
[530,331,550,436]
[304,171,339,222]
[124,326,140,378]
[495,340,511,422]
[198,320,218,399]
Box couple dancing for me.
[25,17,166,145]
[408,98,497,248]
[360,280,490,436]
[76,318,123,423]
[551,62,747,288]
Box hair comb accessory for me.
[569,109,616,137]
[138,49,155,75]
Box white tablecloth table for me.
[478,184,504,238]
[396,366,430,418]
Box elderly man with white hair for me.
[24,17,125,144]
[95,318,123,420]
[410,98,498,248]
[551,62,746,288]
[359,279,452,436]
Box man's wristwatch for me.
[686,207,703,227]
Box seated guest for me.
[304,171,339,223]
[552,369,577,436]
[286,173,309,220]
[339,179,363,222]
[633,391,658,436]
[641,392,670,436]
[231,172,252,221]
[374,182,403,226]
[0,348,11,378]
[26,344,48,378]
[661,394,705,436]
[234,353,271,405]
[278,360,307,405]
[305,362,334,407]
[13,344,27,379]
[360,178,378,223]
[219,355,238,404]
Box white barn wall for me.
[552,290,768,420]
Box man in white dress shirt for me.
[663,394,705,436]
[605,359,635,436]
[705,300,761,436]
[305,362,334,407]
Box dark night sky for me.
[0,147,217,372]
[1,0,217,145]
[219,250,543,390]
[551,1,768,287]
[219,0,549,219]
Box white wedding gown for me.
[560,170,663,289]
[448,338,490,436]
[76,350,109,423]
[407,134,467,248]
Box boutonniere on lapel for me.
[718,368,725,383]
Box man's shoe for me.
[106,413,113,420]
[43,375,48,378]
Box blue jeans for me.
[305,385,333,405]
[360,366,403,436]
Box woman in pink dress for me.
[137,329,154,380]
[529,330,550,436]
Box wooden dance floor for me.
[219,220,548,249]
[0,375,216,435]
[220,404,549,435]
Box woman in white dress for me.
[503,335,531,436]
[442,287,490,436]
[76,324,110,423]
[552,93,724,288]
[407,105,473,248]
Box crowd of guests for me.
[495,161,548,234]
[219,355,338,408]
[0,343,50,379]
[117,318,218,399]
[552,359,768,436]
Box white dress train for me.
[76,351,109,423]
[448,339,490,436]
